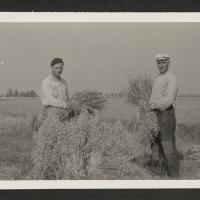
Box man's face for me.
[156,59,170,74]
[51,63,64,77]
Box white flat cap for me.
[156,54,171,60]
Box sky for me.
[0,23,200,95]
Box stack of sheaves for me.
[31,88,154,179]
[31,111,152,180]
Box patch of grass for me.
[1,106,200,180]
[0,114,33,179]
[177,123,200,145]
[176,123,200,179]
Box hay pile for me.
[31,111,151,179]
[31,88,156,179]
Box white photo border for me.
[0,12,200,22]
[0,12,199,189]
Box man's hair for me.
[50,57,64,66]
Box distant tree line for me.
[179,93,200,97]
[104,92,200,99]
[3,89,38,98]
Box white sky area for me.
[0,23,199,95]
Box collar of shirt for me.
[157,70,172,77]
[48,74,64,83]
[48,74,65,84]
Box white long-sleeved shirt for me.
[149,71,179,110]
[41,75,69,108]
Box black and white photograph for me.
[0,17,200,182]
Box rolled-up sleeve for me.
[41,80,67,108]
[154,75,178,110]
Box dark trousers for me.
[153,105,180,178]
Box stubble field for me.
[0,97,200,179]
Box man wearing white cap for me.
[149,54,180,177]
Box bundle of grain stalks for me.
[126,75,160,159]
[33,91,107,130]
[72,91,106,111]
[57,91,107,122]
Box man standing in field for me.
[149,54,180,178]
[41,57,70,121]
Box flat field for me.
[0,97,200,179]
[0,97,199,123]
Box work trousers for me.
[153,105,180,178]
